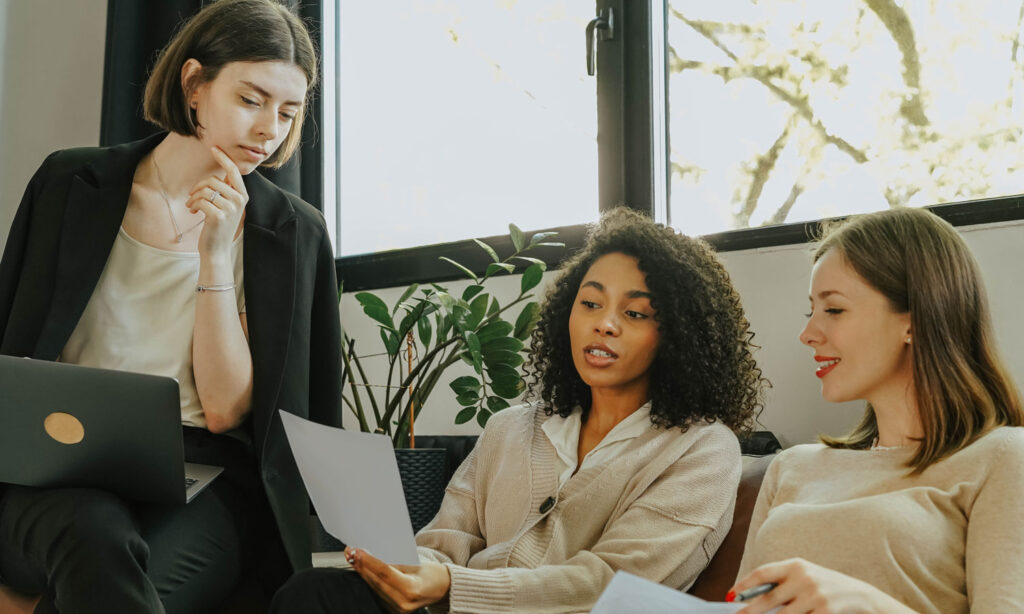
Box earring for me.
[905,336,912,344]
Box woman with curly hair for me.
[271,207,767,613]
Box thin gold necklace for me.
[151,154,204,243]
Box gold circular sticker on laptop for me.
[44,412,85,445]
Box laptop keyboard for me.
[185,477,199,489]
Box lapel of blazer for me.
[241,171,297,446]
[35,134,164,360]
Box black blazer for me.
[0,133,343,571]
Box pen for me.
[734,582,778,602]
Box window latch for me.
[586,7,614,76]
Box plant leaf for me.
[449,375,482,395]
[486,397,511,412]
[476,319,514,345]
[528,231,558,246]
[356,292,395,330]
[456,392,480,406]
[417,314,432,348]
[487,364,522,386]
[396,300,428,339]
[439,256,478,282]
[464,294,489,331]
[465,331,483,374]
[462,284,484,301]
[380,328,400,357]
[355,292,388,312]
[438,313,453,340]
[436,292,455,312]
[521,262,544,294]
[483,349,524,369]
[488,296,500,316]
[491,378,525,399]
[509,223,525,252]
[473,238,500,263]
[455,407,477,425]
[535,242,565,248]
[513,256,547,270]
[513,302,541,340]
[476,409,492,428]
[485,262,516,277]
[480,336,525,353]
[393,283,419,313]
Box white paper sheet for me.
[279,410,420,565]
[592,571,776,614]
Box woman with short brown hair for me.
[0,1,341,612]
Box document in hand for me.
[278,410,420,565]
[592,571,773,614]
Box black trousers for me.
[0,427,261,614]
[269,568,397,614]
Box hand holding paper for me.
[278,410,419,565]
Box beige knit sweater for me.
[737,426,1024,614]
[415,404,741,614]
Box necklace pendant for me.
[173,233,183,243]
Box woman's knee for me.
[44,489,147,566]
[66,489,137,537]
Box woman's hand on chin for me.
[345,546,451,613]
[188,146,248,259]
[730,558,918,614]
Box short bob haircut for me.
[143,0,317,168]
[816,207,1024,472]
[525,207,766,433]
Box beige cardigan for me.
[416,404,741,613]
[738,426,1024,614]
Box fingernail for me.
[725,589,735,602]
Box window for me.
[325,1,1024,289]
[667,1,1024,236]
[328,1,599,257]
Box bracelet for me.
[196,283,235,293]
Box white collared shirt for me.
[541,401,653,490]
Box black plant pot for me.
[394,447,448,533]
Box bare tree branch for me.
[737,118,793,227]
[883,184,919,208]
[1009,0,1024,104]
[673,12,869,163]
[766,182,806,225]
[863,0,929,126]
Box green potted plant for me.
[339,225,563,529]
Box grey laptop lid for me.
[0,356,220,504]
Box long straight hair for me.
[816,208,1023,472]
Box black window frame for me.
[334,0,1024,293]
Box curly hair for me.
[524,208,766,433]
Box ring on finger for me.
[210,190,220,205]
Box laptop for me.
[0,355,222,504]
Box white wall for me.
[0,0,107,249]
[341,219,1024,447]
